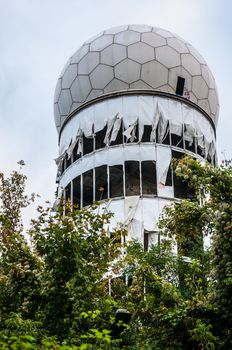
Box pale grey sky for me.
[0,0,231,224]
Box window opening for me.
[66,153,72,169]
[83,135,93,155]
[82,169,93,206]
[95,125,107,150]
[171,130,184,149]
[176,76,185,96]
[95,165,108,201]
[65,182,71,201]
[73,176,81,208]
[125,161,140,196]
[165,164,173,187]
[141,125,152,142]
[109,165,124,198]
[172,150,194,199]
[73,140,81,162]
[124,123,138,143]
[144,231,149,252]
[141,161,157,195]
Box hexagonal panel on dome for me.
[141,32,166,47]
[187,44,206,65]
[86,89,104,102]
[62,64,77,88]
[101,44,127,66]
[198,99,211,116]
[90,64,114,89]
[153,27,174,38]
[70,76,91,102]
[115,30,140,46]
[156,46,180,68]
[54,78,62,103]
[78,52,100,74]
[90,34,114,51]
[208,89,218,115]
[128,24,152,33]
[130,79,153,89]
[104,78,129,93]
[181,53,201,76]
[141,61,168,88]
[167,37,189,54]
[70,45,89,64]
[128,42,155,64]
[58,89,72,116]
[192,76,209,99]
[115,59,141,84]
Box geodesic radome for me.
[54,24,219,132]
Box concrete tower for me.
[54,25,219,249]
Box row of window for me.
[64,151,194,207]
[61,122,214,175]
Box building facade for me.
[54,25,219,249]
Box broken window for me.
[83,135,93,155]
[157,120,170,145]
[124,123,139,143]
[95,165,108,201]
[66,153,72,168]
[165,164,173,187]
[125,161,140,196]
[73,140,81,162]
[65,182,71,201]
[172,150,194,199]
[73,176,81,208]
[109,165,124,198]
[171,131,184,149]
[82,169,93,206]
[141,125,152,142]
[95,126,107,150]
[144,231,149,252]
[141,161,157,195]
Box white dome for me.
[54,24,219,132]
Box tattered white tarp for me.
[59,95,216,159]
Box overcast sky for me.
[0,0,231,223]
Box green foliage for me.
[1,158,232,349]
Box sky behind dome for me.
[0,0,231,224]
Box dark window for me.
[171,131,183,148]
[65,182,71,201]
[82,170,93,206]
[110,124,123,146]
[124,124,139,143]
[125,161,140,196]
[144,231,149,252]
[176,76,185,96]
[95,165,108,201]
[73,140,81,162]
[165,164,173,187]
[109,165,124,198]
[141,161,157,195]
[172,150,194,199]
[73,176,81,208]
[66,153,72,168]
[83,135,93,155]
[141,125,152,142]
[95,126,107,150]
